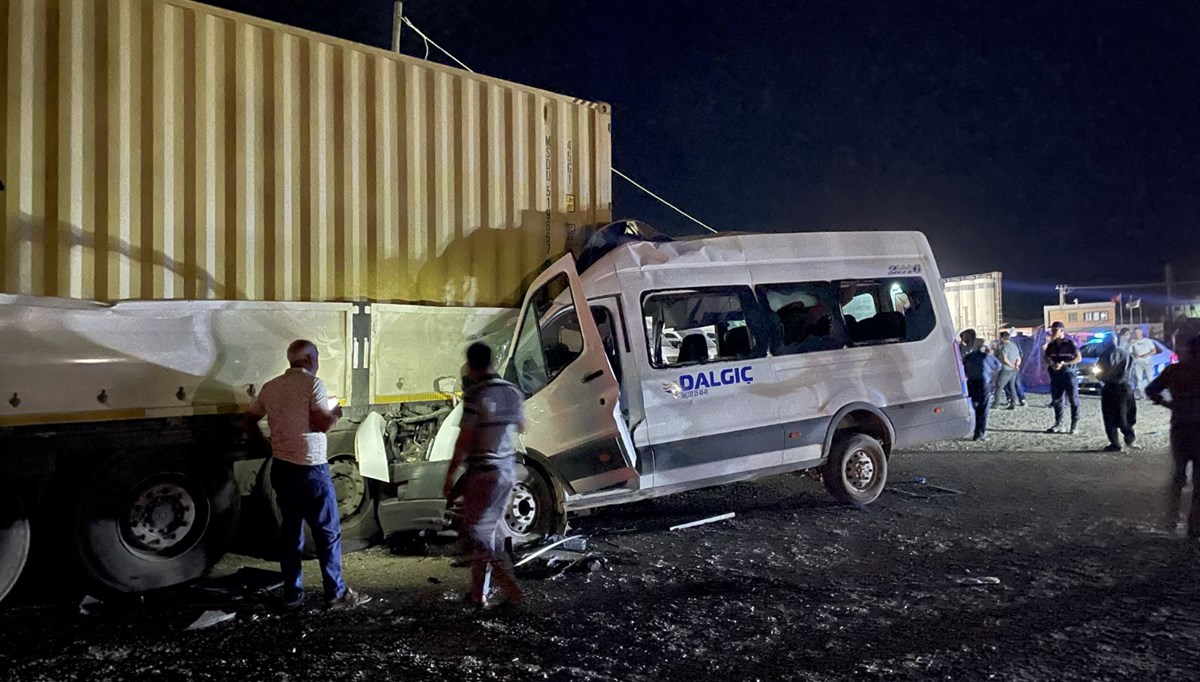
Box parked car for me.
[1076,336,1177,390]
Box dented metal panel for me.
[0,0,612,307]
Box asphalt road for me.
[2,395,1197,681]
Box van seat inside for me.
[676,333,710,364]
[723,327,752,357]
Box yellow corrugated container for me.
[0,0,612,307]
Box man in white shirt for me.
[245,340,370,610]
[1128,328,1157,399]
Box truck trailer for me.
[0,0,612,602]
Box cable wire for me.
[401,17,473,73]
[400,17,718,234]
[612,169,719,234]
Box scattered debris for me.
[194,567,285,601]
[888,479,966,499]
[669,512,735,531]
[957,576,1001,586]
[185,610,237,631]
[427,577,441,584]
[79,595,102,616]
[514,535,587,567]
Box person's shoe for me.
[1125,441,1142,450]
[975,433,991,442]
[1045,424,1064,434]
[326,588,372,610]
[1069,421,1079,435]
[1102,444,1122,453]
[1018,401,1027,407]
[282,591,306,609]
[1006,404,1016,410]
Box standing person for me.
[1044,321,1083,434]
[1146,335,1200,540]
[963,344,1002,441]
[1096,337,1138,452]
[993,331,1022,410]
[244,340,370,609]
[444,342,525,608]
[1128,328,1157,399]
[958,329,978,362]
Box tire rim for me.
[329,458,367,519]
[505,482,538,535]
[844,449,876,490]
[122,476,205,559]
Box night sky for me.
[203,0,1200,319]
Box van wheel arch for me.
[823,403,895,458]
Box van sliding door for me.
[502,256,638,495]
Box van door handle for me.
[582,370,604,384]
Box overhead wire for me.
[400,16,718,234]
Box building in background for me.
[943,272,1003,341]
[1044,301,1116,334]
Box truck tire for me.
[822,433,888,506]
[501,465,565,548]
[74,451,239,595]
[258,455,380,556]
[0,481,31,604]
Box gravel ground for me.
[2,394,1197,682]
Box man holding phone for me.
[244,339,370,609]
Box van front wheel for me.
[822,434,887,505]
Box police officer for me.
[1044,321,1082,434]
[443,342,525,608]
[963,344,1001,441]
[1096,336,1138,452]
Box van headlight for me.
[1090,365,1101,375]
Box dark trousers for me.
[1168,424,1200,538]
[1049,370,1080,425]
[994,370,1018,407]
[270,459,346,602]
[968,379,990,437]
[1100,383,1136,446]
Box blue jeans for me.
[270,459,345,602]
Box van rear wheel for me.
[822,433,888,505]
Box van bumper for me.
[377,460,452,535]
[885,395,974,449]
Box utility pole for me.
[1165,262,1175,345]
[391,2,404,53]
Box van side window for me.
[837,277,936,345]
[756,282,847,355]
[642,288,762,369]
[504,273,583,396]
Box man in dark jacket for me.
[963,344,1002,441]
[1096,338,1137,452]
[1146,335,1200,540]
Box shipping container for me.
[0,0,612,307]
[942,271,1003,342]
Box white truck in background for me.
[0,0,610,603]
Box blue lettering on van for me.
[666,366,754,399]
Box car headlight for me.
[1091,365,1101,374]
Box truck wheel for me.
[822,433,888,505]
[0,481,31,604]
[74,451,239,594]
[502,466,565,548]
[259,455,380,556]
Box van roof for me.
[581,230,932,278]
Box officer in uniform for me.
[443,342,525,608]
[1044,321,1083,434]
[963,344,1002,441]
